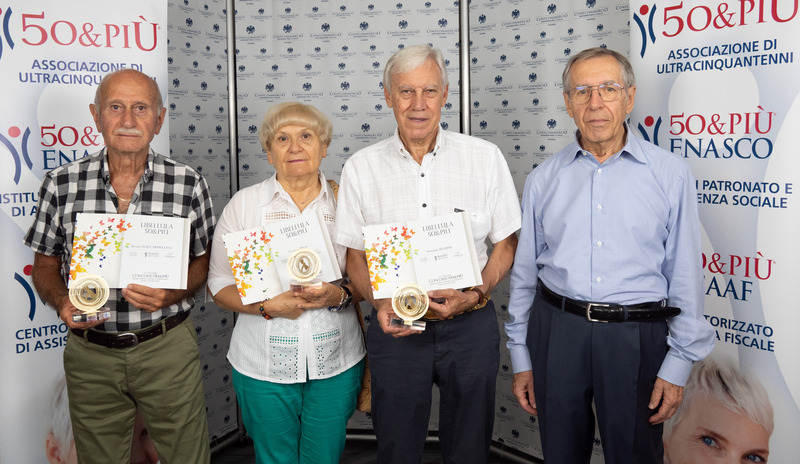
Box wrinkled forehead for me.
[567,56,623,87]
[98,72,160,107]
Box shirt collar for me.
[391,128,443,160]
[100,147,156,183]
[562,123,645,166]
[264,171,330,204]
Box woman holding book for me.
[207,102,365,464]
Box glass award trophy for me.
[287,247,323,292]
[69,274,111,322]
[389,283,428,331]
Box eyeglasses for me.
[567,83,626,104]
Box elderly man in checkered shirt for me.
[24,69,215,464]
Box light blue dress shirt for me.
[505,128,715,386]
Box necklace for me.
[117,195,131,203]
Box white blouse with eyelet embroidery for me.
[208,173,365,383]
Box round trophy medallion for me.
[287,248,322,283]
[391,283,429,322]
[69,274,110,313]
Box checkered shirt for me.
[24,148,216,332]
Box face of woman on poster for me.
[664,392,770,464]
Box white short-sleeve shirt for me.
[334,129,521,270]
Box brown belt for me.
[70,310,190,348]
[537,280,680,322]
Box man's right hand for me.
[375,299,418,338]
[57,297,107,330]
[33,253,108,330]
[513,370,538,415]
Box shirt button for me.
[421,173,425,177]
[422,203,427,208]
[596,277,602,283]
[597,168,603,173]
[596,241,602,247]
[596,204,603,210]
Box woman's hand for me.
[262,291,307,320]
[295,282,343,310]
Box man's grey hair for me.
[561,47,636,91]
[383,44,448,93]
[663,354,774,440]
[94,69,164,111]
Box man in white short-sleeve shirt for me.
[334,44,521,464]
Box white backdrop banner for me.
[631,1,800,462]
[0,1,166,462]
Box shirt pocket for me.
[468,211,492,243]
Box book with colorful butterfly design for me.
[69,213,191,290]
[363,211,483,300]
[223,208,341,304]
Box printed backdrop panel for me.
[167,0,239,443]
[631,1,800,462]
[0,2,167,462]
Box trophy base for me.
[72,309,111,323]
[290,279,323,293]
[390,318,426,331]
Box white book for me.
[267,208,342,289]
[362,211,483,300]
[118,216,191,289]
[69,213,190,290]
[222,208,342,305]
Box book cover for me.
[222,227,281,305]
[69,213,130,288]
[222,208,342,305]
[70,213,191,289]
[407,212,482,292]
[118,216,191,289]
[363,211,482,300]
[268,208,342,289]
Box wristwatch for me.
[328,284,353,311]
[339,284,353,310]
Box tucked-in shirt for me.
[505,128,715,386]
[24,148,216,332]
[334,129,521,267]
[207,173,365,384]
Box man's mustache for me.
[114,129,143,135]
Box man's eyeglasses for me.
[567,83,626,104]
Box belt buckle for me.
[585,303,610,323]
[117,332,139,347]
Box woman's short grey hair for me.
[383,44,448,93]
[259,102,333,152]
[561,47,636,91]
[663,354,774,439]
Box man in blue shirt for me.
[505,47,715,463]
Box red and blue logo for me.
[1,125,34,185]
[0,7,16,61]
[633,4,657,58]
[636,115,663,147]
[15,265,39,321]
